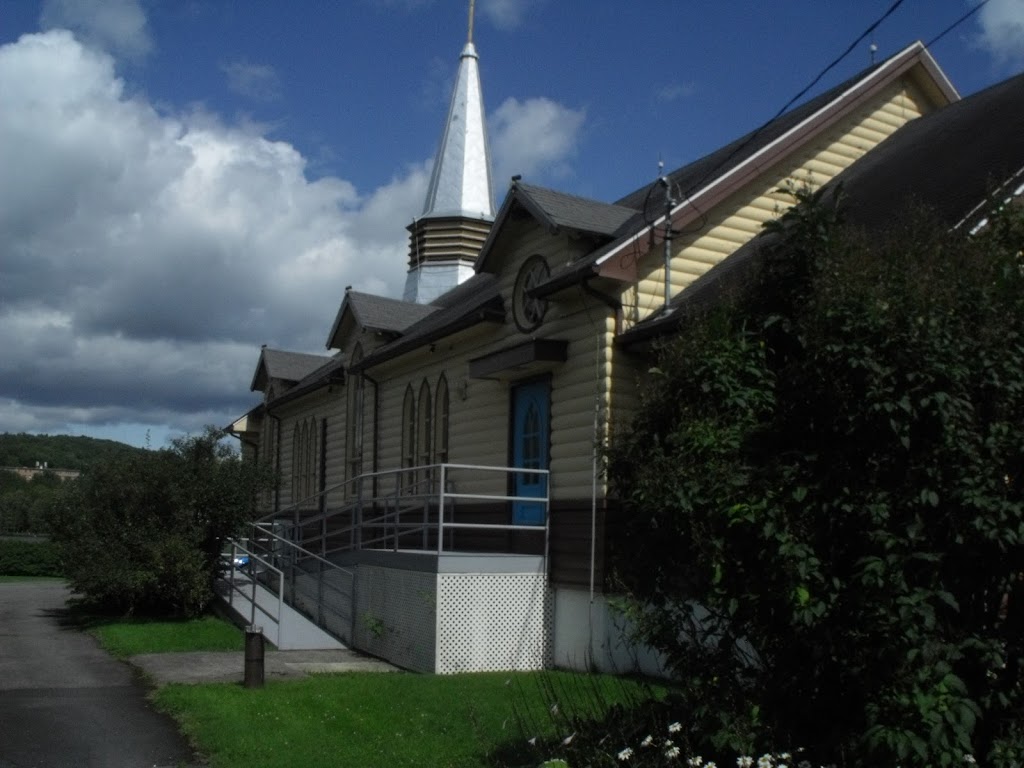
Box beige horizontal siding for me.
[625,76,933,327]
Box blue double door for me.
[510,379,550,525]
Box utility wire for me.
[926,0,991,49]
[666,0,910,205]
[766,0,908,134]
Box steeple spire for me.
[403,2,495,304]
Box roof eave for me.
[591,41,958,281]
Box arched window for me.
[417,381,432,489]
[402,385,416,492]
[347,344,364,484]
[306,418,317,502]
[301,420,311,501]
[434,374,450,465]
[292,423,302,503]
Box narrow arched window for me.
[434,374,450,466]
[417,380,432,490]
[306,418,317,502]
[347,344,364,484]
[292,423,302,504]
[402,385,416,492]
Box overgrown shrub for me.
[0,538,62,576]
[607,192,1024,766]
[48,428,271,617]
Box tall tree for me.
[608,193,1024,766]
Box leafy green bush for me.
[0,538,62,576]
[607,193,1024,766]
[49,428,271,617]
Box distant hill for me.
[0,433,145,472]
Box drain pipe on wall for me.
[580,280,622,666]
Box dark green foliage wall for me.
[0,538,62,577]
[0,471,64,534]
[607,192,1024,767]
[48,428,271,618]
[0,433,145,534]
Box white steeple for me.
[404,1,495,304]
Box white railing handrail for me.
[260,462,550,522]
[220,541,284,632]
[249,523,354,576]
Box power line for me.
[675,0,910,202]
[926,0,992,49]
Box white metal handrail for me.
[219,541,283,634]
[282,463,550,560]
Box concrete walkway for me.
[0,581,400,768]
[131,647,398,686]
[0,580,199,768]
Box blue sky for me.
[1,0,1022,450]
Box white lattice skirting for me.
[352,564,552,674]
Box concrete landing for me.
[130,647,400,686]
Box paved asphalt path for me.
[0,580,198,768]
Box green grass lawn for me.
[154,670,659,768]
[0,574,64,583]
[89,615,245,657]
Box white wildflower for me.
[688,757,703,767]
[618,747,633,761]
[669,721,683,733]
[562,732,576,746]
[738,758,754,768]
[641,735,654,747]
[666,745,681,759]
[964,757,977,765]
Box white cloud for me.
[222,60,283,102]
[489,96,586,184]
[655,82,697,104]
[0,28,586,446]
[0,30,419,443]
[478,0,541,30]
[977,0,1024,62]
[39,0,152,61]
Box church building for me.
[229,8,1024,673]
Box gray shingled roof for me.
[618,69,1024,346]
[264,353,346,410]
[352,274,503,371]
[251,348,333,392]
[474,182,638,274]
[514,183,637,236]
[346,291,437,333]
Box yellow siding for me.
[266,386,346,512]
[366,227,618,501]
[625,77,932,327]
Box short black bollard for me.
[243,626,265,688]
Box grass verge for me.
[0,574,64,583]
[90,615,245,658]
[154,670,660,768]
